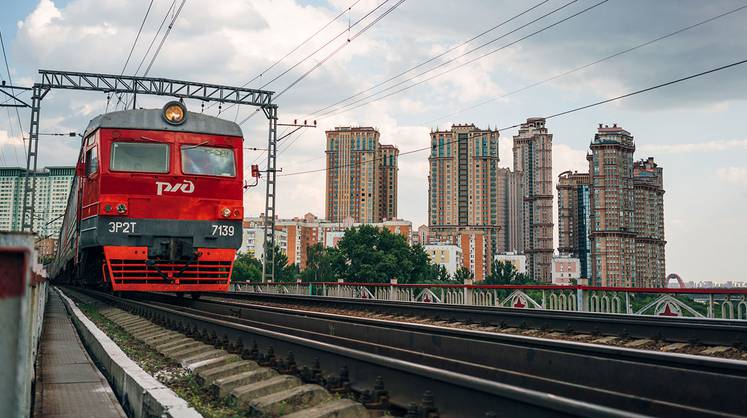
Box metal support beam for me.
[16,69,276,234]
[21,86,45,232]
[37,69,274,107]
[262,106,278,282]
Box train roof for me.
[84,108,243,138]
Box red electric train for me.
[50,101,244,294]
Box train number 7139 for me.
[211,225,235,236]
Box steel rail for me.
[219,291,747,346]
[76,288,635,418]
[136,292,747,418]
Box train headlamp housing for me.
[162,101,187,125]
[117,203,128,214]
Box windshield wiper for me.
[182,140,210,150]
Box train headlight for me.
[162,101,187,125]
[117,203,128,214]
[222,207,231,218]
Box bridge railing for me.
[0,232,48,418]
[230,279,747,320]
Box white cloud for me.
[716,167,747,186]
[639,138,747,154]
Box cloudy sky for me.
[1,0,746,283]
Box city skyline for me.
[0,0,745,283]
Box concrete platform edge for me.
[56,287,202,418]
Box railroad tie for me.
[100,306,368,416]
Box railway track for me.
[72,288,639,418]
[217,291,747,348]
[128,291,747,417]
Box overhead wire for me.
[319,0,609,119]
[223,0,397,122]
[0,28,25,165]
[118,0,177,109]
[426,2,747,124]
[279,1,746,159]
[110,0,155,113]
[275,0,598,158]
[207,0,363,115]
[277,56,747,177]
[309,0,553,119]
[237,0,407,126]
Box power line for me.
[0,29,25,165]
[309,0,553,119]
[275,0,596,159]
[238,0,407,126]
[207,0,363,118]
[124,0,186,109]
[427,2,747,125]
[320,0,608,119]
[234,0,362,92]
[142,0,187,76]
[118,0,177,110]
[260,0,392,90]
[110,0,155,113]
[278,56,747,177]
[223,0,396,120]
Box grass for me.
[75,299,253,418]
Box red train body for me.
[50,103,244,293]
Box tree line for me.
[232,224,541,285]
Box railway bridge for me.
[4,230,747,417]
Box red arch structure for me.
[666,273,685,288]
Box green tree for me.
[435,264,451,281]
[453,266,474,283]
[311,225,440,283]
[231,251,262,282]
[303,243,341,282]
[486,260,518,284]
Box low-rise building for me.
[494,252,527,274]
[552,256,581,285]
[243,213,412,267]
[424,244,462,276]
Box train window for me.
[181,145,235,177]
[111,142,169,173]
[85,146,98,176]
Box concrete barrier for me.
[57,287,201,418]
[0,232,48,418]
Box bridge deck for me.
[33,290,126,418]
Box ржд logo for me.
[156,180,195,195]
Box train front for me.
[80,102,244,292]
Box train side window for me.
[85,146,98,176]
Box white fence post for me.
[389,278,398,301]
[464,279,473,305]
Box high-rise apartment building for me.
[497,168,524,254]
[379,144,399,221]
[560,126,666,287]
[512,117,553,282]
[0,166,75,237]
[325,127,398,223]
[427,124,500,280]
[633,157,666,287]
[588,124,637,286]
[557,171,591,279]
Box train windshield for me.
[181,145,235,177]
[110,142,169,173]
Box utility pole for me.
[260,118,316,283]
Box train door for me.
[76,131,102,283]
